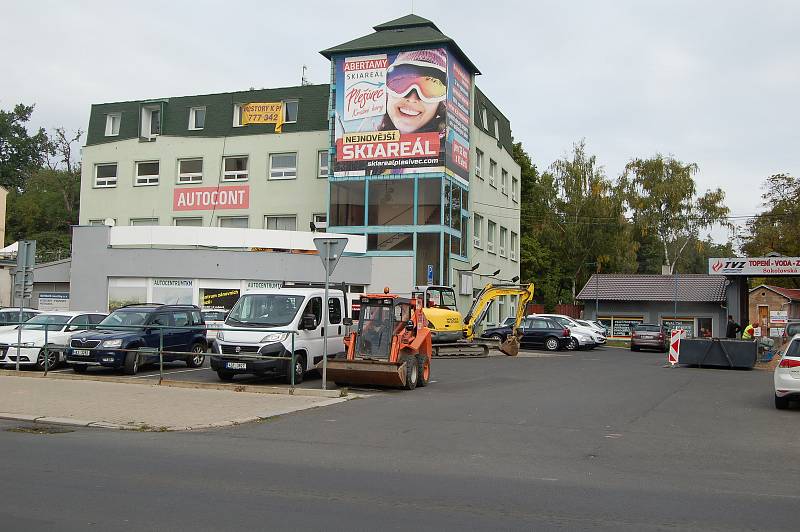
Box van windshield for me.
[227,294,304,327]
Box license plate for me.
[73,349,90,357]
[226,362,247,370]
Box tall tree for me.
[619,154,730,274]
[741,173,800,257]
[0,104,50,190]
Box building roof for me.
[320,14,480,75]
[750,284,800,302]
[577,274,728,303]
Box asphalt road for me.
[1,347,799,531]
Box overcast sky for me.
[2,1,798,245]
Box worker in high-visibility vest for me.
[741,321,759,340]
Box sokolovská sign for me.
[708,257,800,275]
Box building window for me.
[283,100,298,123]
[473,214,483,249]
[369,179,414,226]
[313,213,327,232]
[140,105,161,138]
[269,153,297,180]
[512,177,519,202]
[489,160,497,187]
[232,104,243,127]
[88,219,113,226]
[223,156,248,181]
[130,218,159,226]
[494,118,499,139]
[318,150,329,178]
[498,296,506,324]
[417,177,442,225]
[499,226,508,257]
[135,161,159,186]
[330,180,365,226]
[218,216,248,228]
[511,231,518,261]
[475,149,483,179]
[501,169,508,195]
[481,106,488,129]
[487,220,496,253]
[188,107,206,130]
[105,113,120,136]
[177,158,203,184]
[174,217,203,227]
[368,233,414,252]
[94,163,118,188]
[264,215,297,231]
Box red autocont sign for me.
[174,186,249,211]
[708,257,800,275]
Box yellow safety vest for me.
[742,325,754,340]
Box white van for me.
[210,288,347,383]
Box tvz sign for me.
[709,257,800,276]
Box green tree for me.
[0,104,49,190]
[741,173,800,257]
[619,154,730,274]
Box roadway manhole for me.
[6,426,75,435]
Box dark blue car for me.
[481,317,571,351]
[65,304,207,375]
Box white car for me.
[577,319,608,336]
[535,314,607,350]
[774,333,800,409]
[201,309,227,349]
[0,311,107,370]
[0,308,41,334]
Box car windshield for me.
[202,311,227,321]
[21,314,72,331]
[635,325,662,332]
[98,310,151,330]
[226,294,304,327]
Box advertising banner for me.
[37,292,70,312]
[174,186,249,211]
[709,257,800,275]
[201,288,240,310]
[333,47,471,180]
[241,102,284,132]
[770,310,788,325]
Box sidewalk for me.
[0,375,349,431]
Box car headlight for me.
[216,331,225,341]
[101,339,123,348]
[260,333,289,343]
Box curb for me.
[0,369,345,398]
[0,412,144,431]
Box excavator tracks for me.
[432,342,491,358]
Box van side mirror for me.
[301,314,317,330]
[405,319,415,331]
[343,317,353,326]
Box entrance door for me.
[758,305,769,337]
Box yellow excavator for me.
[416,283,534,357]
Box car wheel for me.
[775,394,790,410]
[217,370,235,382]
[72,364,88,374]
[283,353,305,384]
[35,349,59,371]
[123,351,139,375]
[399,354,418,390]
[544,337,559,351]
[185,343,206,368]
[490,334,503,342]
[566,337,578,351]
[416,355,430,387]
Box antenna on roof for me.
[301,65,310,86]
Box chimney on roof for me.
[661,265,672,275]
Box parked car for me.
[590,320,609,335]
[201,309,227,349]
[0,311,107,370]
[481,316,571,351]
[535,314,606,350]
[576,319,607,336]
[0,308,41,333]
[630,323,667,352]
[774,334,800,409]
[212,287,347,383]
[65,304,207,375]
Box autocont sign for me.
[709,257,800,275]
[173,186,249,211]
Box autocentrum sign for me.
[708,257,800,275]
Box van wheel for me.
[775,394,790,410]
[283,353,305,384]
[217,370,235,382]
[123,351,139,375]
[186,343,206,368]
[400,355,417,390]
[416,355,430,387]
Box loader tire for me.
[400,355,418,390]
[416,355,430,387]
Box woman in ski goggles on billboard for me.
[378,49,448,135]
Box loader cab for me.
[355,296,413,360]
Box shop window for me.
[94,163,117,188]
[265,215,297,231]
[218,216,248,228]
[201,288,240,310]
[178,158,203,184]
[269,153,297,180]
[697,317,713,338]
[105,113,120,136]
[152,279,194,306]
[223,156,248,181]
[188,107,206,130]
[135,161,159,186]
[330,180,365,226]
[318,151,329,178]
[369,179,414,226]
[108,278,147,311]
[416,233,441,285]
[367,233,413,252]
[417,177,442,225]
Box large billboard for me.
[709,257,800,275]
[332,47,472,182]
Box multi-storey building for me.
[79,15,521,322]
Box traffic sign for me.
[313,237,348,275]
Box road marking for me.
[130,367,209,379]
[517,353,573,358]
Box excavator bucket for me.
[499,335,520,356]
[323,359,407,388]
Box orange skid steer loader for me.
[323,289,432,390]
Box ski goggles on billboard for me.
[386,64,447,103]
